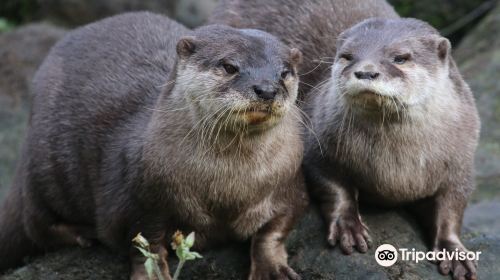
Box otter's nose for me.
[253,85,277,101]
[354,71,380,80]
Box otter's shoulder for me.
[33,12,189,101]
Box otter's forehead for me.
[338,18,439,54]
[191,25,288,68]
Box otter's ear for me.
[176,36,197,58]
[289,48,303,66]
[437,37,451,61]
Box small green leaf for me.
[144,259,155,280]
[184,251,203,260]
[184,254,196,261]
[190,252,203,259]
[185,232,195,248]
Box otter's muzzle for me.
[252,84,277,101]
[353,62,381,81]
[354,71,380,80]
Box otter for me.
[304,18,480,280]
[211,2,479,279]
[209,0,399,99]
[0,12,308,280]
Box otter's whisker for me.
[293,105,324,157]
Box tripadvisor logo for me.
[375,244,398,267]
[374,244,481,267]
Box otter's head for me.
[173,24,302,134]
[332,18,452,114]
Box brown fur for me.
[210,2,480,278]
[305,18,480,280]
[0,12,308,279]
[209,0,399,100]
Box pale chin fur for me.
[331,62,455,118]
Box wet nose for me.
[253,85,277,101]
[354,71,380,80]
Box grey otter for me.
[209,0,399,99]
[211,2,479,279]
[0,12,308,280]
[305,18,480,280]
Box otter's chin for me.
[344,90,407,116]
[243,111,283,127]
[242,110,272,124]
[345,89,389,110]
[236,103,285,124]
[230,108,284,133]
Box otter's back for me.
[33,12,187,124]
[24,12,188,221]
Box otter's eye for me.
[393,54,411,65]
[281,69,292,79]
[339,53,353,61]
[222,63,239,75]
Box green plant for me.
[0,0,40,24]
[0,18,14,32]
[133,231,202,280]
[133,233,166,280]
[170,231,202,280]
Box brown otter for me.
[0,12,308,280]
[209,0,399,99]
[304,18,480,280]
[210,2,479,279]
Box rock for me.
[174,0,218,28]
[464,201,500,237]
[0,23,66,198]
[1,208,499,279]
[455,4,500,202]
[456,1,500,255]
[0,23,65,105]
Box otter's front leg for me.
[305,166,371,254]
[249,212,301,280]
[414,181,477,280]
[49,224,95,248]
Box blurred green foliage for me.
[0,0,39,24]
[0,18,15,32]
[388,0,496,43]
[389,0,487,28]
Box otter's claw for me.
[328,215,371,254]
[434,244,477,280]
[249,264,301,280]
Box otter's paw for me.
[327,214,371,254]
[434,244,477,280]
[249,264,301,280]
